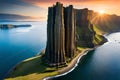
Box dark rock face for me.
[45,2,66,66]
[45,2,107,66]
[75,9,95,48]
[64,5,76,58]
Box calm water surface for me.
[53,32,120,80]
[0,22,47,79]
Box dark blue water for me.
[0,22,47,79]
[53,32,120,80]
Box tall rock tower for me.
[45,2,66,66]
[45,2,76,66]
[64,5,76,59]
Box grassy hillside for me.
[5,48,85,80]
[92,25,107,45]
[92,14,120,33]
[76,23,107,48]
[5,55,58,80]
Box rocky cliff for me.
[45,2,107,66]
[75,9,108,47]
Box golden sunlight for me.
[99,10,105,14]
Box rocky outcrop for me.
[45,2,107,66]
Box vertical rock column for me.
[64,5,76,59]
[45,2,66,66]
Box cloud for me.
[0,0,35,7]
[0,0,47,20]
[23,0,103,3]
[22,0,120,9]
[0,0,120,19]
[24,0,120,16]
[0,13,36,20]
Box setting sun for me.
[99,10,105,14]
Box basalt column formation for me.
[45,2,66,66]
[64,5,76,59]
[45,2,76,66]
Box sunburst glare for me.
[99,10,105,14]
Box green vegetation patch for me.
[5,55,58,80]
[93,25,105,35]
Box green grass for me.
[93,34,104,45]
[93,25,105,35]
[77,47,86,51]
[92,25,106,45]
[5,55,58,80]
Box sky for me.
[0,0,120,21]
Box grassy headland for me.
[5,54,58,80]
[5,48,88,80]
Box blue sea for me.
[53,32,120,80]
[0,22,47,79]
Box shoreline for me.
[43,48,94,80]
[5,46,103,80]
[4,59,23,79]
[4,49,45,79]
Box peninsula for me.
[5,2,107,80]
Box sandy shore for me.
[44,48,94,80]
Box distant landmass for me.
[0,24,31,29]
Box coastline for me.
[4,51,44,79]
[43,48,94,80]
[4,59,24,79]
[5,45,105,80]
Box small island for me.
[0,24,31,29]
[5,2,107,80]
